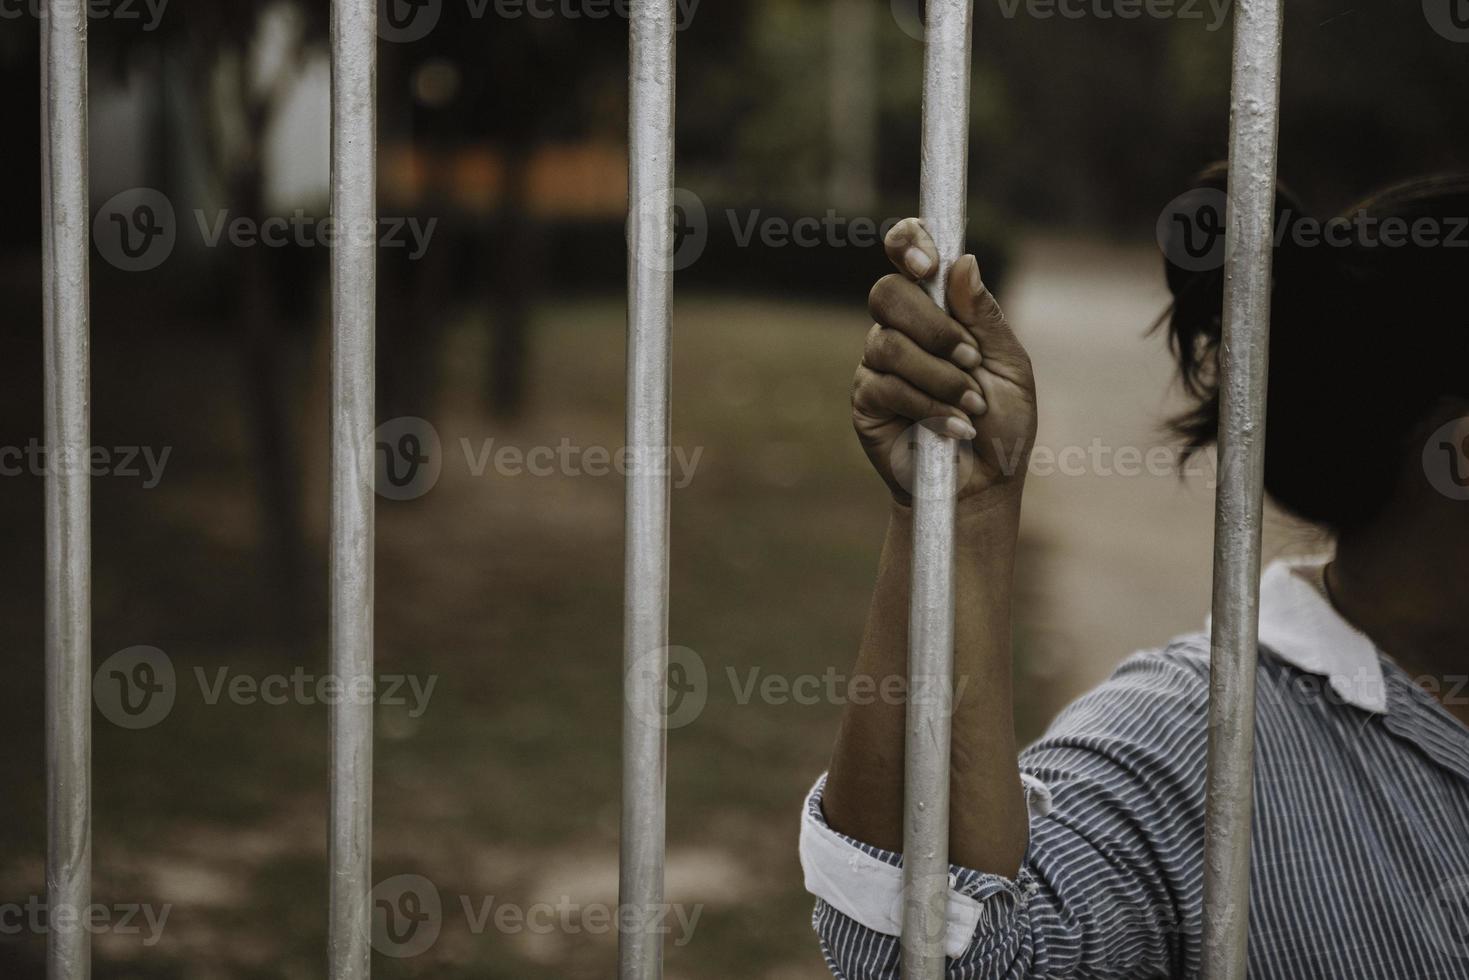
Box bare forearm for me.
[823,492,1029,876]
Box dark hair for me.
[1159,163,1469,531]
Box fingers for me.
[863,323,987,416]
[853,365,977,440]
[883,218,939,282]
[868,274,982,368]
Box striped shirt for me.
[800,558,1469,978]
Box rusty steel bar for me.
[41,1,93,977]
[1200,0,1285,976]
[619,0,677,976]
[327,0,377,975]
[902,2,973,977]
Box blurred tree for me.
[86,1,332,633]
[390,0,754,417]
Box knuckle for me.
[884,217,916,250]
[874,329,903,367]
[862,323,886,362]
[925,318,955,353]
[871,373,903,410]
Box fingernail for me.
[952,342,981,369]
[960,390,986,415]
[945,416,977,440]
[905,247,933,278]
[967,255,984,294]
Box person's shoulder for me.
[1107,633,1213,698]
[1040,634,1212,742]
[1102,633,1348,729]
[1025,636,1215,785]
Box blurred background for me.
[2,0,1467,975]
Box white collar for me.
[1240,557,1388,714]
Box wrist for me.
[955,482,1024,526]
[887,485,1022,560]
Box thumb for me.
[945,254,1027,368]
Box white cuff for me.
[799,773,1052,960]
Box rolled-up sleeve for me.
[801,644,1211,979]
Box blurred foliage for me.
[5,0,1467,241]
[704,0,1469,227]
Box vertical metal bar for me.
[620,0,676,976]
[1201,0,1284,976]
[328,0,376,975]
[902,2,972,977]
[41,1,91,977]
